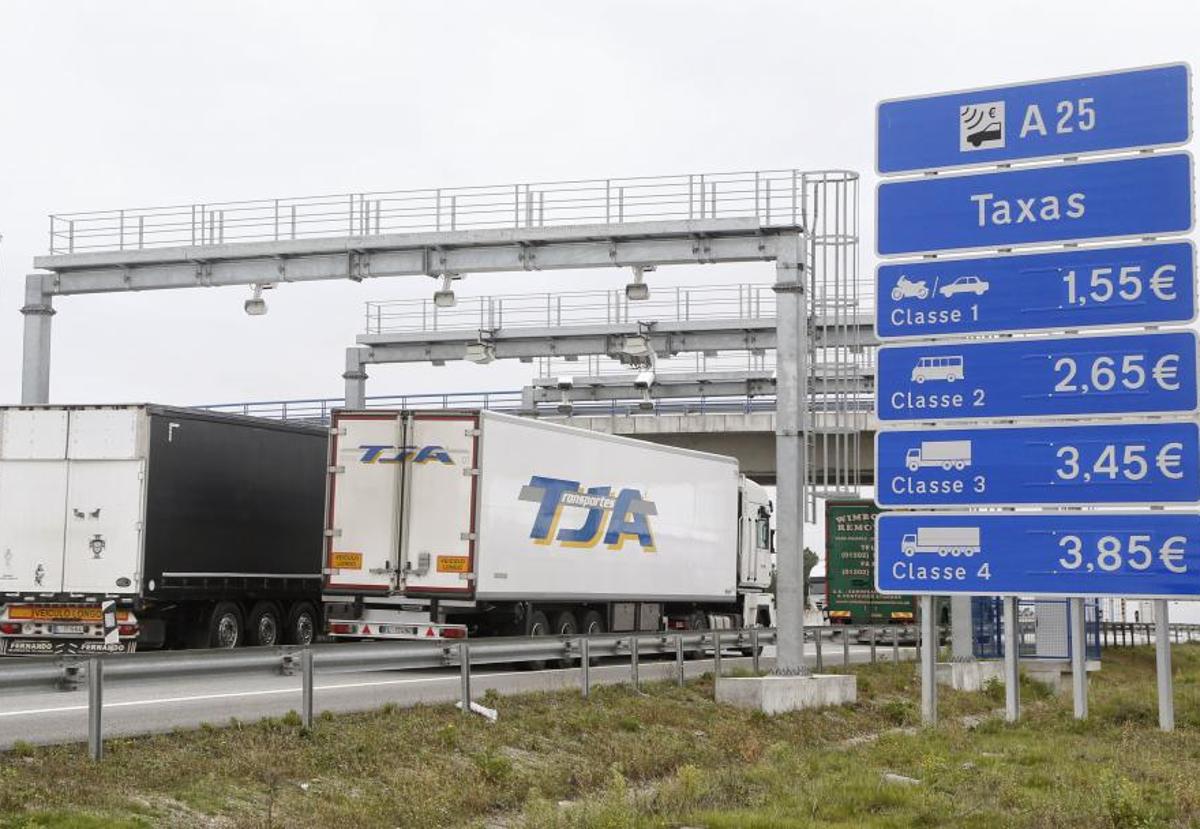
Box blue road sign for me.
[877,330,1198,423]
[876,512,1200,599]
[876,421,1200,508]
[877,64,1192,174]
[876,153,1193,256]
[876,242,1196,340]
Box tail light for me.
[441,627,467,639]
[328,622,355,635]
[0,623,21,635]
[118,624,139,637]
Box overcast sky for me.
[0,0,1195,405]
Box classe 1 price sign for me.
[876,241,1195,340]
[876,512,1200,599]
[876,421,1200,508]
[877,330,1199,423]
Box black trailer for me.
[0,405,327,653]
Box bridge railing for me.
[365,282,778,335]
[46,168,847,255]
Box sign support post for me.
[1003,596,1020,723]
[1155,600,1174,732]
[1069,598,1088,720]
[920,595,937,724]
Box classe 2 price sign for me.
[877,330,1199,423]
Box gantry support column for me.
[772,233,808,676]
[20,274,55,405]
[343,348,369,409]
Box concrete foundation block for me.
[936,660,1005,692]
[716,674,857,714]
[1024,660,1101,693]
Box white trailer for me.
[901,527,981,557]
[322,410,775,641]
[905,440,971,471]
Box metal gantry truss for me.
[26,167,862,678]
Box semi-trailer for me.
[0,405,327,655]
[322,409,776,642]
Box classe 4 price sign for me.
[876,512,1200,598]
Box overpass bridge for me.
[199,387,877,488]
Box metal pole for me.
[20,275,55,405]
[343,348,368,409]
[814,627,823,671]
[920,595,937,725]
[580,637,591,698]
[772,234,809,676]
[1155,600,1174,732]
[301,648,314,729]
[842,629,850,667]
[459,641,471,715]
[892,627,900,663]
[869,626,877,663]
[88,658,103,761]
[1003,596,1020,723]
[713,632,722,682]
[750,628,761,674]
[675,634,685,686]
[1069,598,1087,720]
[631,635,640,691]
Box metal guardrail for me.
[1099,621,1200,647]
[0,624,928,761]
[196,389,882,424]
[365,284,777,335]
[47,168,825,254]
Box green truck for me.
[824,500,915,625]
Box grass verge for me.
[1,646,1199,828]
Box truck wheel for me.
[283,602,318,646]
[205,602,244,649]
[246,601,282,647]
[552,610,578,669]
[523,610,551,671]
[580,610,605,666]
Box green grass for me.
[1,646,1199,828]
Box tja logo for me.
[357,445,454,465]
[519,475,656,551]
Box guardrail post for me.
[88,658,103,761]
[631,635,641,692]
[814,627,823,671]
[843,629,850,667]
[869,626,877,663]
[580,638,591,698]
[712,632,722,683]
[301,648,314,730]
[892,627,900,663]
[751,628,761,674]
[459,641,471,715]
[675,634,685,687]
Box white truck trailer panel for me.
[0,408,146,597]
[326,410,741,603]
[472,412,739,602]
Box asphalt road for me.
[0,643,915,750]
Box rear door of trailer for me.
[325,411,479,596]
[0,407,146,598]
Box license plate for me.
[51,624,87,635]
